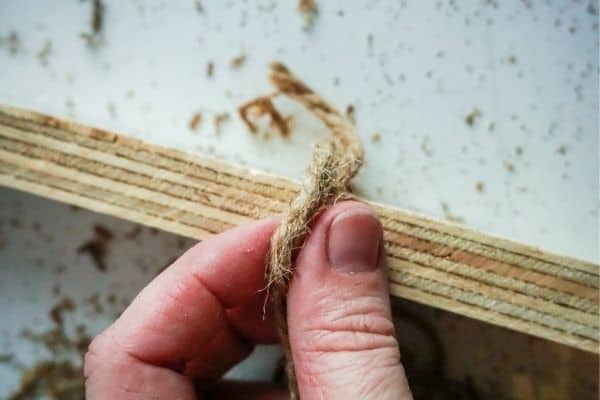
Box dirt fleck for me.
[189,112,203,131]
[10,218,22,228]
[124,224,142,240]
[515,146,523,156]
[371,132,381,143]
[107,292,117,305]
[465,108,482,126]
[239,96,289,137]
[476,181,485,193]
[51,284,61,297]
[212,112,230,135]
[298,0,318,30]
[107,102,117,118]
[230,54,246,69]
[194,0,204,13]
[420,136,433,157]
[441,202,465,224]
[94,224,113,240]
[77,224,113,272]
[1,31,20,55]
[345,104,355,123]
[504,161,516,173]
[507,55,517,64]
[557,145,567,155]
[81,0,105,48]
[85,292,104,314]
[49,297,76,327]
[37,40,52,66]
[206,61,214,78]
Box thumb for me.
[287,201,413,400]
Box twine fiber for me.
[265,63,365,399]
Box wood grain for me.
[0,104,597,353]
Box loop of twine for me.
[264,63,365,399]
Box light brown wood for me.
[0,104,598,353]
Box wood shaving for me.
[189,112,203,131]
[345,104,355,123]
[1,31,20,55]
[194,0,204,13]
[298,0,318,30]
[213,112,230,135]
[49,297,76,327]
[81,0,105,49]
[557,145,567,155]
[36,40,52,66]
[238,96,289,137]
[206,61,214,78]
[77,224,113,272]
[230,54,246,69]
[465,108,482,126]
[441,202,465,223]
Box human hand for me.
[84,201,413,399]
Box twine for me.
[260,63,364,399]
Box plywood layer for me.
[0,104,597,353]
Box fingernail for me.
[328,208,382,273]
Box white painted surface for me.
[0,0,598,395]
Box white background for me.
[0,0,598,395]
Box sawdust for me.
[298,0,318,30]
[465,108,482,126]
[230,54,246,69]
[239,96,289,137]
[206,61,214,78]
[77,224,113,272]
[213,112,230,135]
[189,112,203,131]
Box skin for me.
[84,201,413,399]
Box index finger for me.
[87,217,279,381]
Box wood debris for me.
[238,96,289,137]
[345,104,355,123]
[80,0,105,49]
[213,112,230,135]
[230,54,246,69]
[298,0,318,30]
[465,108,482,126]
[49,297,76,327]
[189,112,203,131]
[1,31,20,55]
[77,224,113,272]
[36,40,52,66]
[206,61,214,78]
